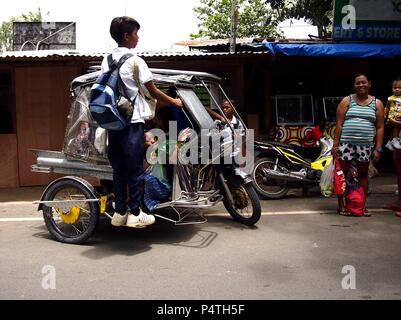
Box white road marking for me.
[0,201,37,206]
[207,208,389,216]
[0,217,44,222]
[0,208,392,222]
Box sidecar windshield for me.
[176,88,215,130]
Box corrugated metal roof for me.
[0,49,269,60]
[0,50,104,58]
[140,50,268,57]
[175,38,254,47]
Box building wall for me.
[1,53,399,186]
[0,134,18,187]
[15,64,81,186]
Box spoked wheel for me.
[42,179,99,244]
[252,158,289,199]
[223,175,261,226]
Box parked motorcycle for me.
[252,136,333,199]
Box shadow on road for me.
[30,209,258,260]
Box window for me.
[274,95,314,125]
[0,72,12,134]
[322,97,342,122]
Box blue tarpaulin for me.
[263,42,401,59]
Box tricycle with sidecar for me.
[31,67,261,244]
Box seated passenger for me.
[142,131,174,212]
[142,128,196,211]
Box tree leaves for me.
[266,0,333,37]
[0,7,44,52]
[191,0,283,39]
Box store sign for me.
[332,0,401,41]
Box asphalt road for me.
[0,179,400,300]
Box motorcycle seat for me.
[255,140,305,156]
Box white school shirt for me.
[101,47,153,123]
[231,115,244,130]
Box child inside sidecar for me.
[142,127,194,212]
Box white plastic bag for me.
[137,93,156,120]
[94,127,107,155]
[319,161,334,197]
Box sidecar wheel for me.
[42,179,99,244]
[223,177,261,226]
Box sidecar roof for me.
[70,67,222,93]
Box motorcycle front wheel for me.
[252,158,289,199]
[222,175,261,226]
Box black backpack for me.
[89,53,133,130]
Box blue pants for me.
[107,123,144,214]
[143,174,172,212]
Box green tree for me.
[191,0,283,39]
[267,0,334,37]
[0,8,44,52]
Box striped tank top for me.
[340,95,376,146]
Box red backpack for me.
[344,173,365,216]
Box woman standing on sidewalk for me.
[332,73,385,216]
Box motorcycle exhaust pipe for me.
[262,169,308,182]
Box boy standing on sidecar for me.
[103,16,182,228]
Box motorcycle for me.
[251,135,333,199]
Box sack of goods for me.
[344,172,365,216]
[319,161,334,197]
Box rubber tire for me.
[252,158,289,199]
[42,179,99,244]
[223,176,261,226]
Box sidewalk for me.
[0,185,45,203]
[0,173,397,203]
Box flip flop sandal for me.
[338,209,351,216]
[383,203,401,211]
[363,210,371,217]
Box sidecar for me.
[32,67,260,244]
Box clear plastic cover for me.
[62,85,109,164]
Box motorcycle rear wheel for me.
[252,158,289,199]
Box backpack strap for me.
[113,53,134,100]
[107,53,133,71]
[116,53,134,70]
[107,54,116,70]
[133,60,144,98]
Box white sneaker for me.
[386,139,395,151]
[111,212,128,227]
[125,211,155,228]
[391,138,401,149]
